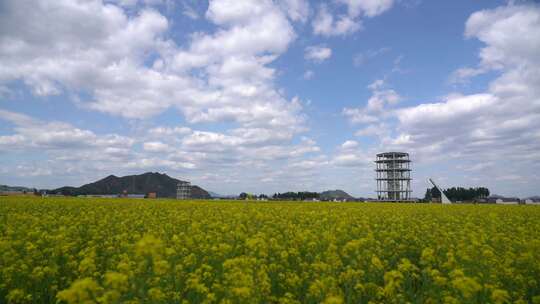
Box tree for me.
[424,186,490,202]
[423,188,432,201]
[239,192,248,200]
[271,192,320,200]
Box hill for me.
[51,172,210,199]
[319,189,355,200]
[0,185,34,192]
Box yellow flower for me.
[323,295,344,304]
[104,272,129,291]
[371,256,384,270]
[7,289,29,303]
[491,289,509,304]
[57,278,101,304]
[148,287,166,301]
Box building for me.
[146,192,157,199]
[495,197,520,205]
[126,194,145,199]
[176,181,191,200]
[375,152,412,202]
[524,197,540,204]
[488,196,520,204]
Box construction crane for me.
[429,178,452,204]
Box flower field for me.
[1,197,539,303]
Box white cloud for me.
[366,89,401,112]
[377,3,540,189]
[341,140,359,149]
[312,5,361,36]
[339,0,394,18]
[332,151,371,167]
[0,109,134,154]
[465,5,540,70]
[343,79,401,124]
[0,0,304,135]
[125,157,196,170]
[0,0,318,192]
[449,66,487,84]
[355,123,389,137]
[278,0,310,23]
[342,108,378,124]
[304,45,332,63]
[397,94,495,128]
[312,0,395,36]
[289,157,329,170]
[148,126,192,136]
[143,141,171,152]
[450,4,540,85]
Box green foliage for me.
[272,192,320,200]
[424,186,490,202]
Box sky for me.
[0,0,539,197]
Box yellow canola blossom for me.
[0,196,539,303]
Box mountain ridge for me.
[319,189,355,200]
[50,172,211,199]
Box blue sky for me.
[0,0,539,197]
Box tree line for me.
[238,192,320,200]
[272,192,320,200]
[424,186,490,202]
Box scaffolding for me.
[375,152,412,201]
[176,181,191,200]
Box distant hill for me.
[0,185,34,192]
[208,191,237,199]
[51,172,211,199]
[319,189,354,200]
[208,191,223,198]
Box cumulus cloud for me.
[0,110,134,153]
[335,4,540,196]
[0,0,319,192]
[343,79,401,125]
[364,4,540,195]
[331,140,372,167]
[389,4,540,157]
[339,0,394,18]
[0,0,304,135]
[278,0,310,23]
[312,0,395,36]
[450,4,540,84]
[143,141,172,153]
[341,140,359,149]
[312,5,361,36]
[304,45,332,63]
[148,126,192,136]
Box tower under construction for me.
[375,152,412,201]
[176,181,191,200]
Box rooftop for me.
[376,151,409,157]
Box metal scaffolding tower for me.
[176,181,191,200]
[375,152,412,201]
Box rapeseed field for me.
[0,196,539,303]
